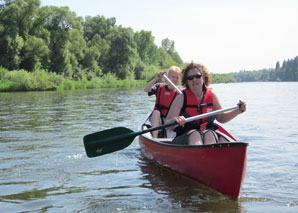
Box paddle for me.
[83,105,240,158]
[163,74,183,94]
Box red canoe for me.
[138,114,248,200]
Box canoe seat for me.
[156,138,173,143]
[216,130,236,142]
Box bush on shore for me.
[0,67,147,92]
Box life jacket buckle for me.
[200,103,207,108]
[200,122,208,131]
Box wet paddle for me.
[83,105,240,158]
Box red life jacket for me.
[154,83,179,117]
[181,87,215,130]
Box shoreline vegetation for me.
[1,0,188,92]
[0,67,236,92]
[0,0,237,93]
[0,68,148,92]
[1,1,297,92]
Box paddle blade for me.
[83,127,138,158]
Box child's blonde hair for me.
[167,66,181,76]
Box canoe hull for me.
[138,128,247,200]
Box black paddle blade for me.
[83,127,138,158]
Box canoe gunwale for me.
[139,121,248,149]
[140,133,248,149]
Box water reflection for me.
[137,155,246,212]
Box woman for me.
[165,62,246,145]
[144,66,182,138]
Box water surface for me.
[1,82,298,212]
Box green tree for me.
[275,61,280,70]
[134,30,159,65]
[161,38,175,53]
[230,56,298,82]
[158,47,175,68]
[21,35,49,71]
[0,1,187,86]
[82,16,114,77]
[0,0,40,70]
[83,15,116,41]
[134,59,145,80]
[160,38,183,66]
[64,27,86,79]
[40,6,84,77]
[211,73,236,83]
[81,35,105,80]
[104,26,137,79]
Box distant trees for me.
[211,73,237,84]
[230,56,298,82]
[0,0,184,81]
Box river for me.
[1,82,298,212]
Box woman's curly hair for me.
[181,62,211,89]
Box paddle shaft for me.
[83,105,240,157]
[186,105,239,122]
[141,105,240,135]
[163,75,183,94]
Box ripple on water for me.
[1,84,298,212]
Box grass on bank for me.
[0,67,147,92]
[0,67,237,92]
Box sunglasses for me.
[187,74,202,81]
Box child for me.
[144,66,182,138]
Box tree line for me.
[0,0,183,83]
[229,56,298,82]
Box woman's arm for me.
[213,92,246,123]
[165,94,185,130]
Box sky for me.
[40,0,298,74]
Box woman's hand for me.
[175,116,187,127]
[238,100,246,113]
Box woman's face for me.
[186,68,203,91]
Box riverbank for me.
[0,68,236,92]
[0,69,147,92]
